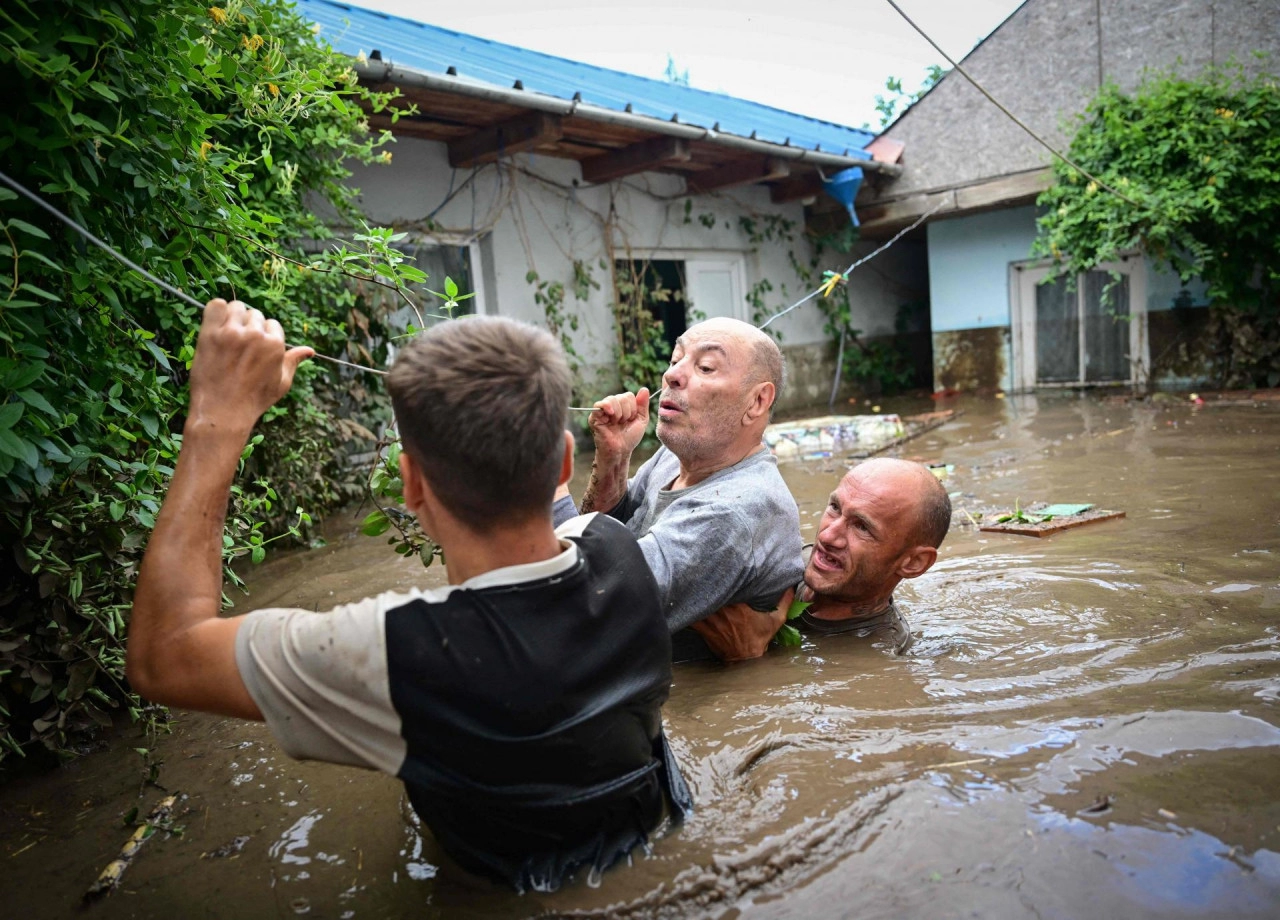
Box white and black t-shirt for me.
[235,513,690,891]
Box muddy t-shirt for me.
[795,600,914,654]
[555,446,804,648]
[234,512,691,892]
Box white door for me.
[683,258,746,322]
[1011,261,1148,390]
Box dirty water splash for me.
[1,394,1278,919]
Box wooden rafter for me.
[769,172,825,204]
[447,112,563,168]
[579,137,692,184]
[686,157,790,194]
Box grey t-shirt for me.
[558,445,803,634]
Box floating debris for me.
[765,410,960,463]
[201,835,251,859]
[1079,795,1113,816]
[980,502,1126,538]
[84,793,180,900]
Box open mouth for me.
[658,399,684,418]
[810,544,844,573]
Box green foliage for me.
[772,597,810,648]
[797,229,915,395]
[0,0,413,761]
[612,260,677,394]
[1035,61,1280,388]
[361,437,444,567]
[869,64,948,129]
[526,261,591,368]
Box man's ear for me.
[398,451,422,512]
[399,450,445,540]
[896,544,938,580]
[742,381,775,425]
[558,430,575,487]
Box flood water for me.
[2,393,1278,919]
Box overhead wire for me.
[0,169,388,376]
[881,0,1142,207]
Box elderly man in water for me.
[554,317,804,661]
[693,458,952,660]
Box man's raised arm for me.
[126,299,311,719]
[577,387,652,515]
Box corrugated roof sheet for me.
[295,0,876,157]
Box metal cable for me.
[0,169,387,376]
[882,0,1142,207]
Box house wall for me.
[878,0,1280,199]
[344,136,912,410]
[927,205,1217,391]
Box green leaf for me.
[0,428,39,468]
[142,340,171,370]
[250,545,266,564]
[444,276,458,299]
[0,402,24,430]
[5,218,50,240]
[786,599,811,621]
[17,389,58,418]
[774,623,802,648]
[360,509,391,537]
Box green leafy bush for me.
[1035,61,1280,387]
[0,0,408,762]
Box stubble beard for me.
[657,399,744,469]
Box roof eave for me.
[356,60,902,178]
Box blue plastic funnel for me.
[823,166,863,227]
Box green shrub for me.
[1035,61,1280,388]
[0,0,406,762]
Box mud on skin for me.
[2,393,1278,919]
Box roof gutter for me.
[356,61,903,178]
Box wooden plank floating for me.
[980,507,1126,538]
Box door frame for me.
[1009,256,1149,391]
[624,249,749,322]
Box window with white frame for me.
[1010,258,1148,390]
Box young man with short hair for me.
[127,300,690,892]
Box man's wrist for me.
[181,415,256,453]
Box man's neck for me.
[440,516,563,586]
[672,439,765,490]
[801,584,895,622]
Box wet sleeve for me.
[635,502,756,633]
[552,494,578,527]
[234,597,408,776]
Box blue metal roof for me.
[295,0,876,157]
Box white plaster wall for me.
[341,136,901,393]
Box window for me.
[1011,260,1148,390]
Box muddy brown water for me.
[2,393,1278,919]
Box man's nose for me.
[662,359,686,389]
[818,514,845,546]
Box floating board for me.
[765,410,960,462]
[980,505,1126,538]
